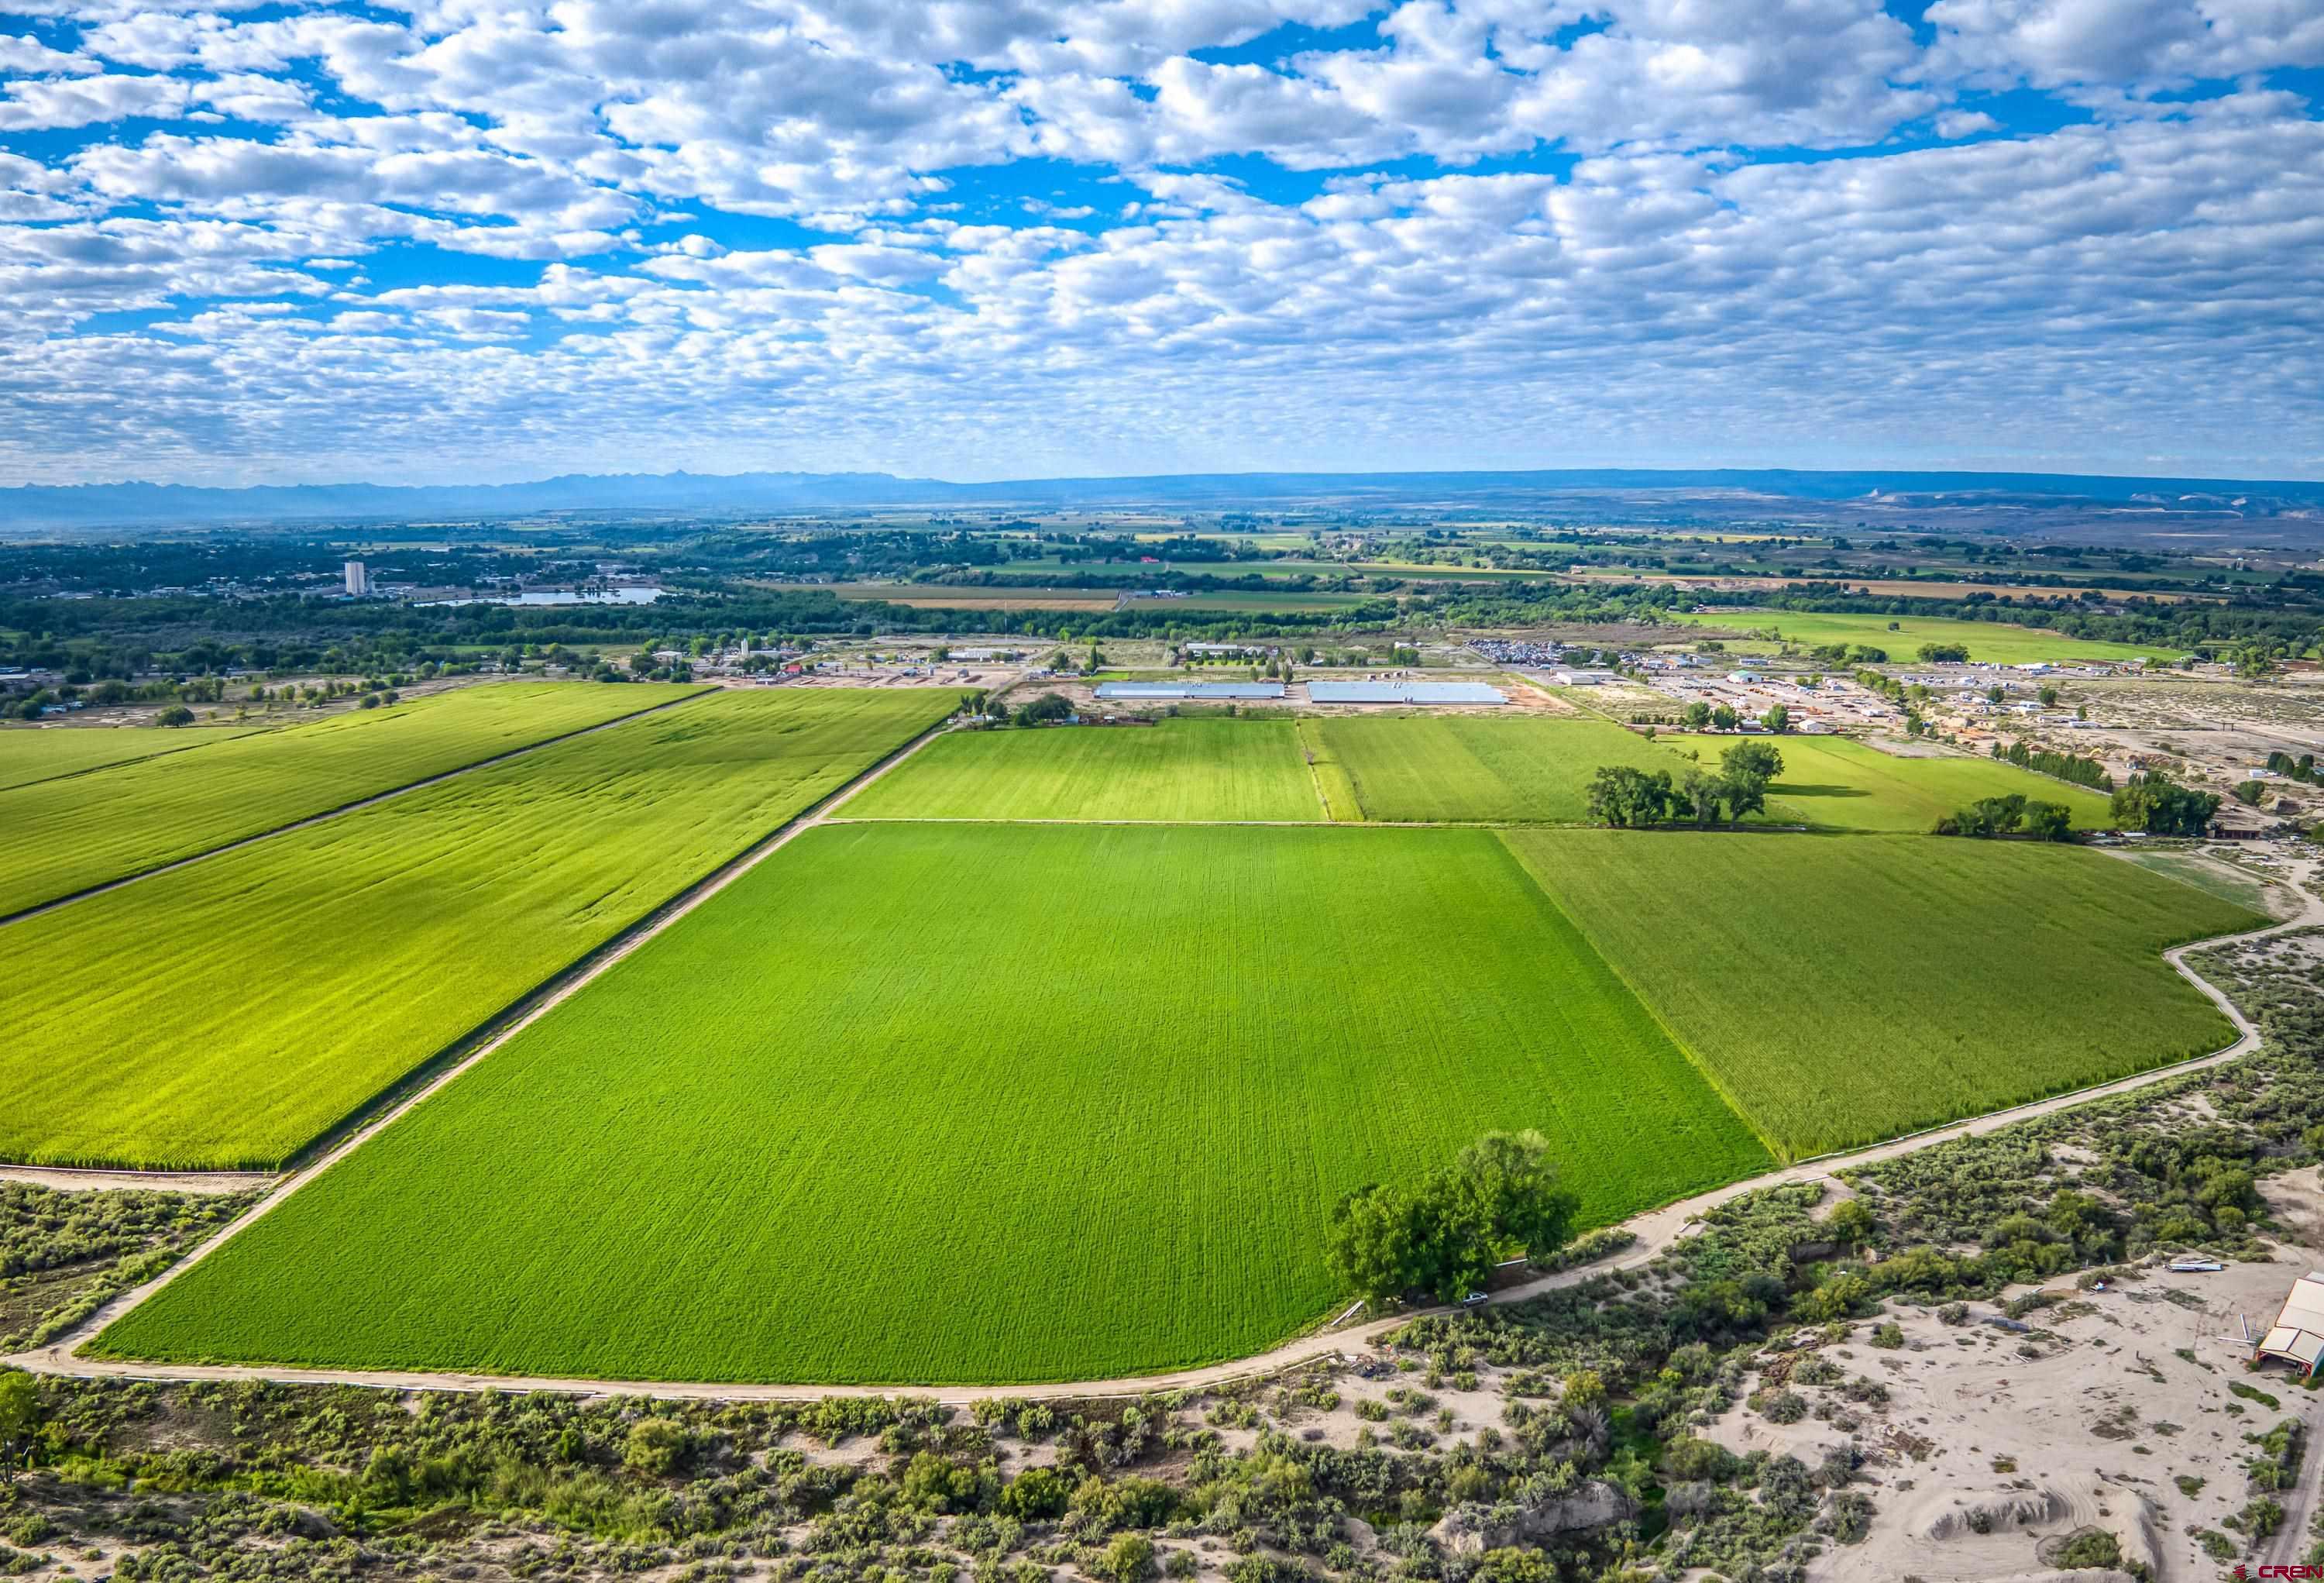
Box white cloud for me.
[0,0,2317,481]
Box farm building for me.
[1093,682,1285,701]
[1184,642,1275,658]
[2258,1272,2324,1375]
[1307,681,1507,705]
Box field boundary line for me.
[16,846,2310,1403]
[4,711,960,1309]
[0,730,246,796]
[0,683,717,930]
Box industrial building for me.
[2257,1271,2324,1375]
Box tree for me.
[2110,773,2220,835]
[154,705,194,727]
[1985,685,2003,704]
[2022,800,2074,841]
[1325,1131,1578,1306]
[2037,684,2059,707]
[1013,693,1073,726]
[2232,779,2265,807]
[1710,704,1738,731]
[0,1369,38,1472]
[1917,642,1969,662]
[1760,703,1789,735]
[1676,768,1724,828]
[1681,700,1711,730]
[1721,740,1784,786]
[1585,765,1673,828]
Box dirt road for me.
[12,851,2314,1402]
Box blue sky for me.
[1,0,2319,486]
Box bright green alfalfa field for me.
[0,687,954,1172]
[1503,830,2264,1159]
[845,716,1324,822]
[1313,712,1731,824]
[97,821,1776,1386]
[1648,732,2114,832]
[0,680,699,917]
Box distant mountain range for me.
[5,466,2323,529]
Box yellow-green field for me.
[0,688,952,1169]
[0,682,698,917]
[0,724,259,792]
[847,718,1321,821]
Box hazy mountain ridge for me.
[5,466,2324,529]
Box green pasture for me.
[1319,714,1716,824]
[98,822,1772,1385]
[0,724,259,793]
[1646,734,2113,832]
[1665,609,2180,665]
[1504,831,2260,1160]
[0,688,953,1170]
[845,718,1321,822]
[0,682,697,917]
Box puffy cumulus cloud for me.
[1928,0,2324,88]
[1,0,2320,481]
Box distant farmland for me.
[0,681,698,917]
[1665,608,2179,664]
[97,822,1774,1385]
[1504,831,2259,1158]
[847,718,1322,822]
[0,688,953,1170]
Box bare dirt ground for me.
[1710,1177,2324,1583]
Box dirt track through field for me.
[11,848,2312,1403]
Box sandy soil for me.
[1706,1172,2324,1582]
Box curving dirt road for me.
[10,847,2312,1404]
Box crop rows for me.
[0,681,700,917]
[0,724,260,793]
[0,687,953,1170]
[1502,830,2261,1158]
[1666,608,2174,664]
[1318,713,1708,824]
[98,822,1772,1385]
[846,717,1321,822]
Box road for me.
[11,848,2315,1404]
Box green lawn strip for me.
[0,689,954,1171]
[1294,720,1364,821]
[1319,714,1756,825]
[1645,733,2112,832]
[843,718,1321,822]
[1501,830,2263,1161]
[0,682,703,917]
[1664,608,2181,664]
[97,822,1771,1385]
[0,725,261,792]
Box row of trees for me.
[1671,700,1789,735]
[1585,742,1785,828]
[1325,1131,1577,1306]
[1932,793,2075,840]
[1991,738,2112,790]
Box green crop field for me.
[97,822,1772,1385]
[1319,714,1725,824]
[1155,590,1380,611]
[0,724,259,792]
[1502,831,2260,1159]
[1666,608,2180,664]
[844,719,1322,822]
[0,682,698,917]
[0,688,953,1171]
[1647,734,2113,832]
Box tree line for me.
[1584,742,1785,828]
[1991,738,2112,790]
